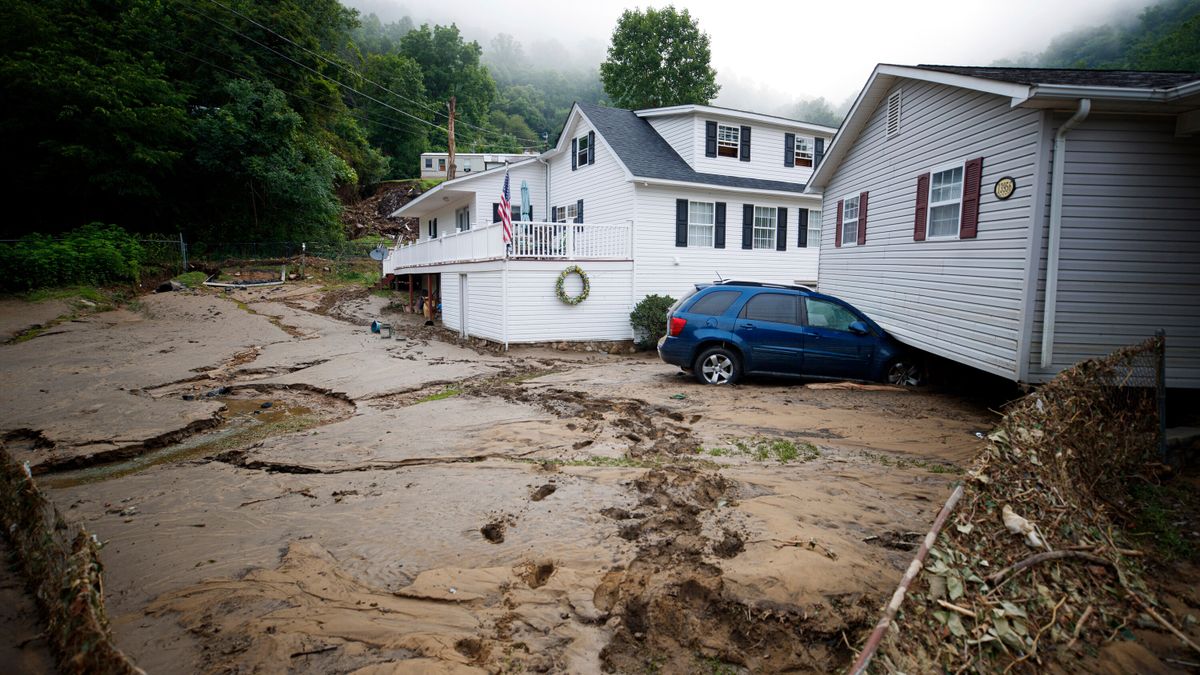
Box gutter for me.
[1040,98,1091,369]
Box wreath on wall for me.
[555,265,590,305]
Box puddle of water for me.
[43,397,325,489]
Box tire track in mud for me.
[594,466,874,673]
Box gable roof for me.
[574,102,808,194]
[807,63,1200,191]
[390,157,538,217]
[915,65,1199,89]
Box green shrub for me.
[629,294,676,349]
[0,223,145,292]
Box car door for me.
[733,292,805,374]
[801,298,875,380]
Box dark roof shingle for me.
[915,65,1200,89]
[576,102,806,194]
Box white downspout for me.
[536,155,551,221]
[1040,98,1091,369]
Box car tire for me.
[694,347,741,385]
[885,359,925,387]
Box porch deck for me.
[383,221,631,274]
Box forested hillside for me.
[0,0,603,243]
[998,0,1200,70]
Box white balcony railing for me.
[384,221,630,273]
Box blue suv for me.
[657,281,920,386]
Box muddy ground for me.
[0,284,998,674]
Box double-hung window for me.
[752,206,776,249]
[554,204,577,223]
[424,158,433,169]
[795,138,814,167]
[576,134,589,166]
[455,206,470,232]
[808,210,822,246]
[842,196,860,246]
[927,165,964,238]
[688,201,715,247]
[716,124,740,158]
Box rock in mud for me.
[530,483,556,502]
[156,280,184,293]
[480,520,506,544]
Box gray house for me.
[807,65,1200,388]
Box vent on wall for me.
[886,90,902,137]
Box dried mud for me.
[0,286,1004,674]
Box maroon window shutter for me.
[857,191,869,245]
[834,200,844,248]
[960,157,983,239]
[913,173,930,241]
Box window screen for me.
[741,293,798,324]
[687,290,740,317]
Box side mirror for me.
[848,321,870,336]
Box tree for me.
[600,6,719,110]
[355,53,431,178]
[399,23,497,143]
[790,97,845,128]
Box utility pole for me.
[446,96,457,181]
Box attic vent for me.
[886,90,902,138]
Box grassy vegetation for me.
[858,450,963,475]
[704,436,820,464]
[417,388,462,403]
[522,454,721,471]
[173,271,209,287]
[1130,482,1197,561]
[7,286,136,343]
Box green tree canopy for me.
[600,6,719,110]
[400,23,497,147]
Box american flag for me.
[499,169,513,245]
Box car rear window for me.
[686,290,740,317]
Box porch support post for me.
[408,274,414,313]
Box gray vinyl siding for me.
[818,80,1043,379]
[1027,115,1200,387]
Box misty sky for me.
[348,0,1155,112]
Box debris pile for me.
[876,336,1195,672]
[340,181,423,241]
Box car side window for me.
[740,293,799,325]
[687,291,740,317]
[804,298,860,332]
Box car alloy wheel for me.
[887,360,923,387]
[695,347,740,385]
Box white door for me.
[458,274,469,338]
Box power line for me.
[201,0,545,147]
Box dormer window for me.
[716,124,740,158]
[794,138,813,167]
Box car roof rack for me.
[716,280,816,292]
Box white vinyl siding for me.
[632,185,821,300]
[752,206,776,249]
[818,79,1044,379]
[550,114,634,225]
[690,116,831,184]
[841,196,859,246]
[808,210,822,246]
[646,115,696,167]
[927,165,964,238]
[1027,115,1200,387]
[688,201,715,247]
[502,262,634,342]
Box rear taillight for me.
[668,316,687,337]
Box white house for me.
[419,151,539,179]
[384,102,835,346]
[806,64,1200,387]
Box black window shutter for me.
[587,131,595,165]
[739,125,751,162]
[715,202,726,249]
[814,138,825,168]
[571,138,577,170]
[784,133,795,168]
[776,207,788,251]
[575,199,584,223]
[432,218,438,238]
[742,204,753,249]
[551,205,557,222]
[705,121,717,157]
[797,209,809,247]
[675,199,688,247]
[492,203,501,223]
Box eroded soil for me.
[0,283,1000,674]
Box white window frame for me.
[886,90,902,138]
[794,137,814,167]
[926,161,965,239]
[687,201,715,248]
[576,134,589,166]
[841,195,860,247]
[554,204,578,223]
[455,206,470,232]
[752,206,776,250]
[424,158,433,169]
[462,159,472,173]
[716,123,740,158]
[808,209,822,246]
